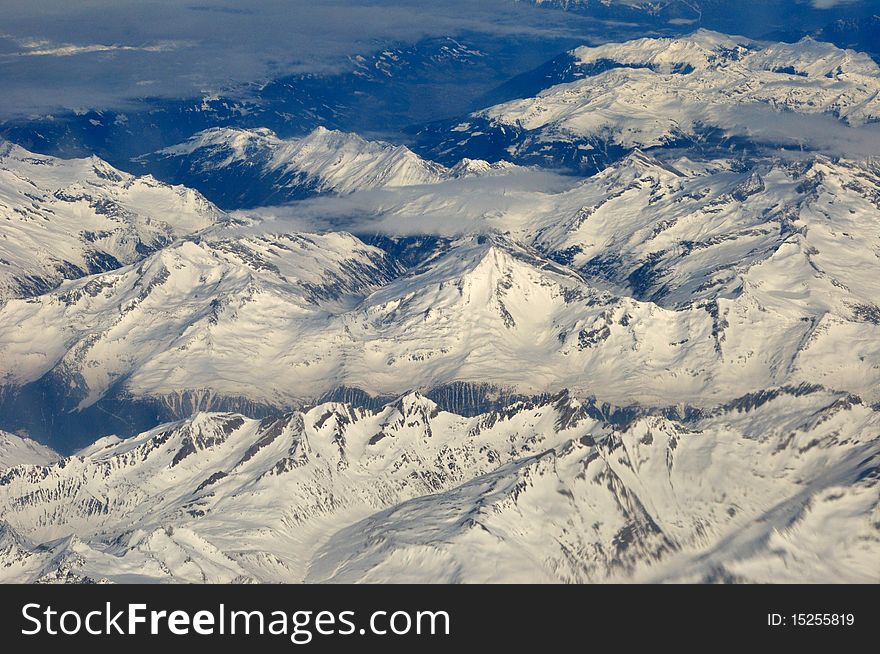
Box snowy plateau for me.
[0,30,878,583]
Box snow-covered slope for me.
[4,206,880,427]
[334,234,712,404]
[139,126,519,208]
[192,151,880,406]
[0,388,876,583]
[0,432,58,470]
[155,126,447,191]
[424,31,880,170]
[0,232,401,424]
[524,152,880,306]
[0,142,224,303]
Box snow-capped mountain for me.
[4,189,880,448]
[420,31,880,170]
[3,138,880,449]
[0,386,876,583]
[138,126,519,208]
[0,231,401,449]
[343,185,880,409]
[205,151,880,406]
[0,33,579,175]
[0,432,58,470]
[524,152,880,308]
[308,147,880,313]
[0,141,224,303]
[310,389,879,584]
[1,26,879,585]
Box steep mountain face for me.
[0,231,402,449]
[139,126,519,209]
[0,432,58,470]
[0,142,224,302]
[0,388,876,583]
[418,31,880,170]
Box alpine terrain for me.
[0,24,878,584]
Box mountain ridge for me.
[416,30,880,171]
[137,126,521,209]
[0,141,225,303]
[0,386,875,583]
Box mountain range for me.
[0,141,223,302]
[418,30,880,170]
[0,28,878,583]
[1,385,876,583]
[136,126,518,209]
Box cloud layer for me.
[0,0,605,118]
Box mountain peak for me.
[154,126,280,165]
[571,29,754,74]
[0,142,223,304]
[387,391,441,422]
[615,149,687,179]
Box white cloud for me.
[811,0,861,7]
[230,169,589,237]
[0,39,186,59]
